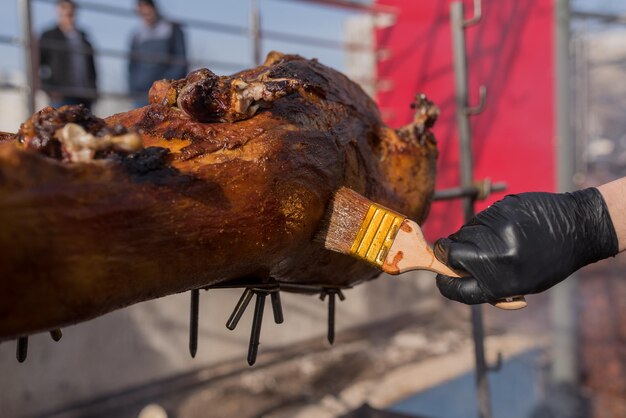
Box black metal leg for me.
[321,288,345,345]
[16,337,28,363]
[189,289,200,358]
[50,329,63,342]
[226,288,254,330]
[270,291,284,324]
[247,292,266,366]
[328,291,336,345]
[221,284,285,365]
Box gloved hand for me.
[434,188,619,305]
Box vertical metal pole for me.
[451,2,475,222]
[552,0,578,386]
[250,0,262,66]
[573,32,590,183]
[572,35,584,181]
[579,34,589,179]
[451,3,492,418]
[19,0,35,115]
[469,306,491,418]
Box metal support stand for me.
[450,1,501,417]
[15,328,63,363]
[247,291,266,366]
[16,337,28,363]
[320,288,346,345]
[189,289,200,358]
[225,285,284,366]
[270,291,284,324]
[50,329,63,342]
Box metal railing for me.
[5,0,392,115]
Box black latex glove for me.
[434,188,619,305]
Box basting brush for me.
[315,187,527,310]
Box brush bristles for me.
[315,187,373,254]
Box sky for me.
[0,0,624,96]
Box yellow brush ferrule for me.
[350,203,406,267]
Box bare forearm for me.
[598,177,626,252]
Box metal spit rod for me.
[450,1,494,418]
[433,181,507,202]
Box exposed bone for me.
[55,123,143,163]
[231,78,300,118]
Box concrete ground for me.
[389,349,545,418]
[4,251,622,418]
[8,303,547,418]
[0,270,438,418]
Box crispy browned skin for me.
[0,52,438,340]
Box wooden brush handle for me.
[383,220,528,310]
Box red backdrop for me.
[375,0,555,241]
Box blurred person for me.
[128,0,187,107]
[434,176,626,305]
[39,0,98,110]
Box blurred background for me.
[1,0,626,417]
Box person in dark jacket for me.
[128,0,188,107]
[39,0,98,110]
